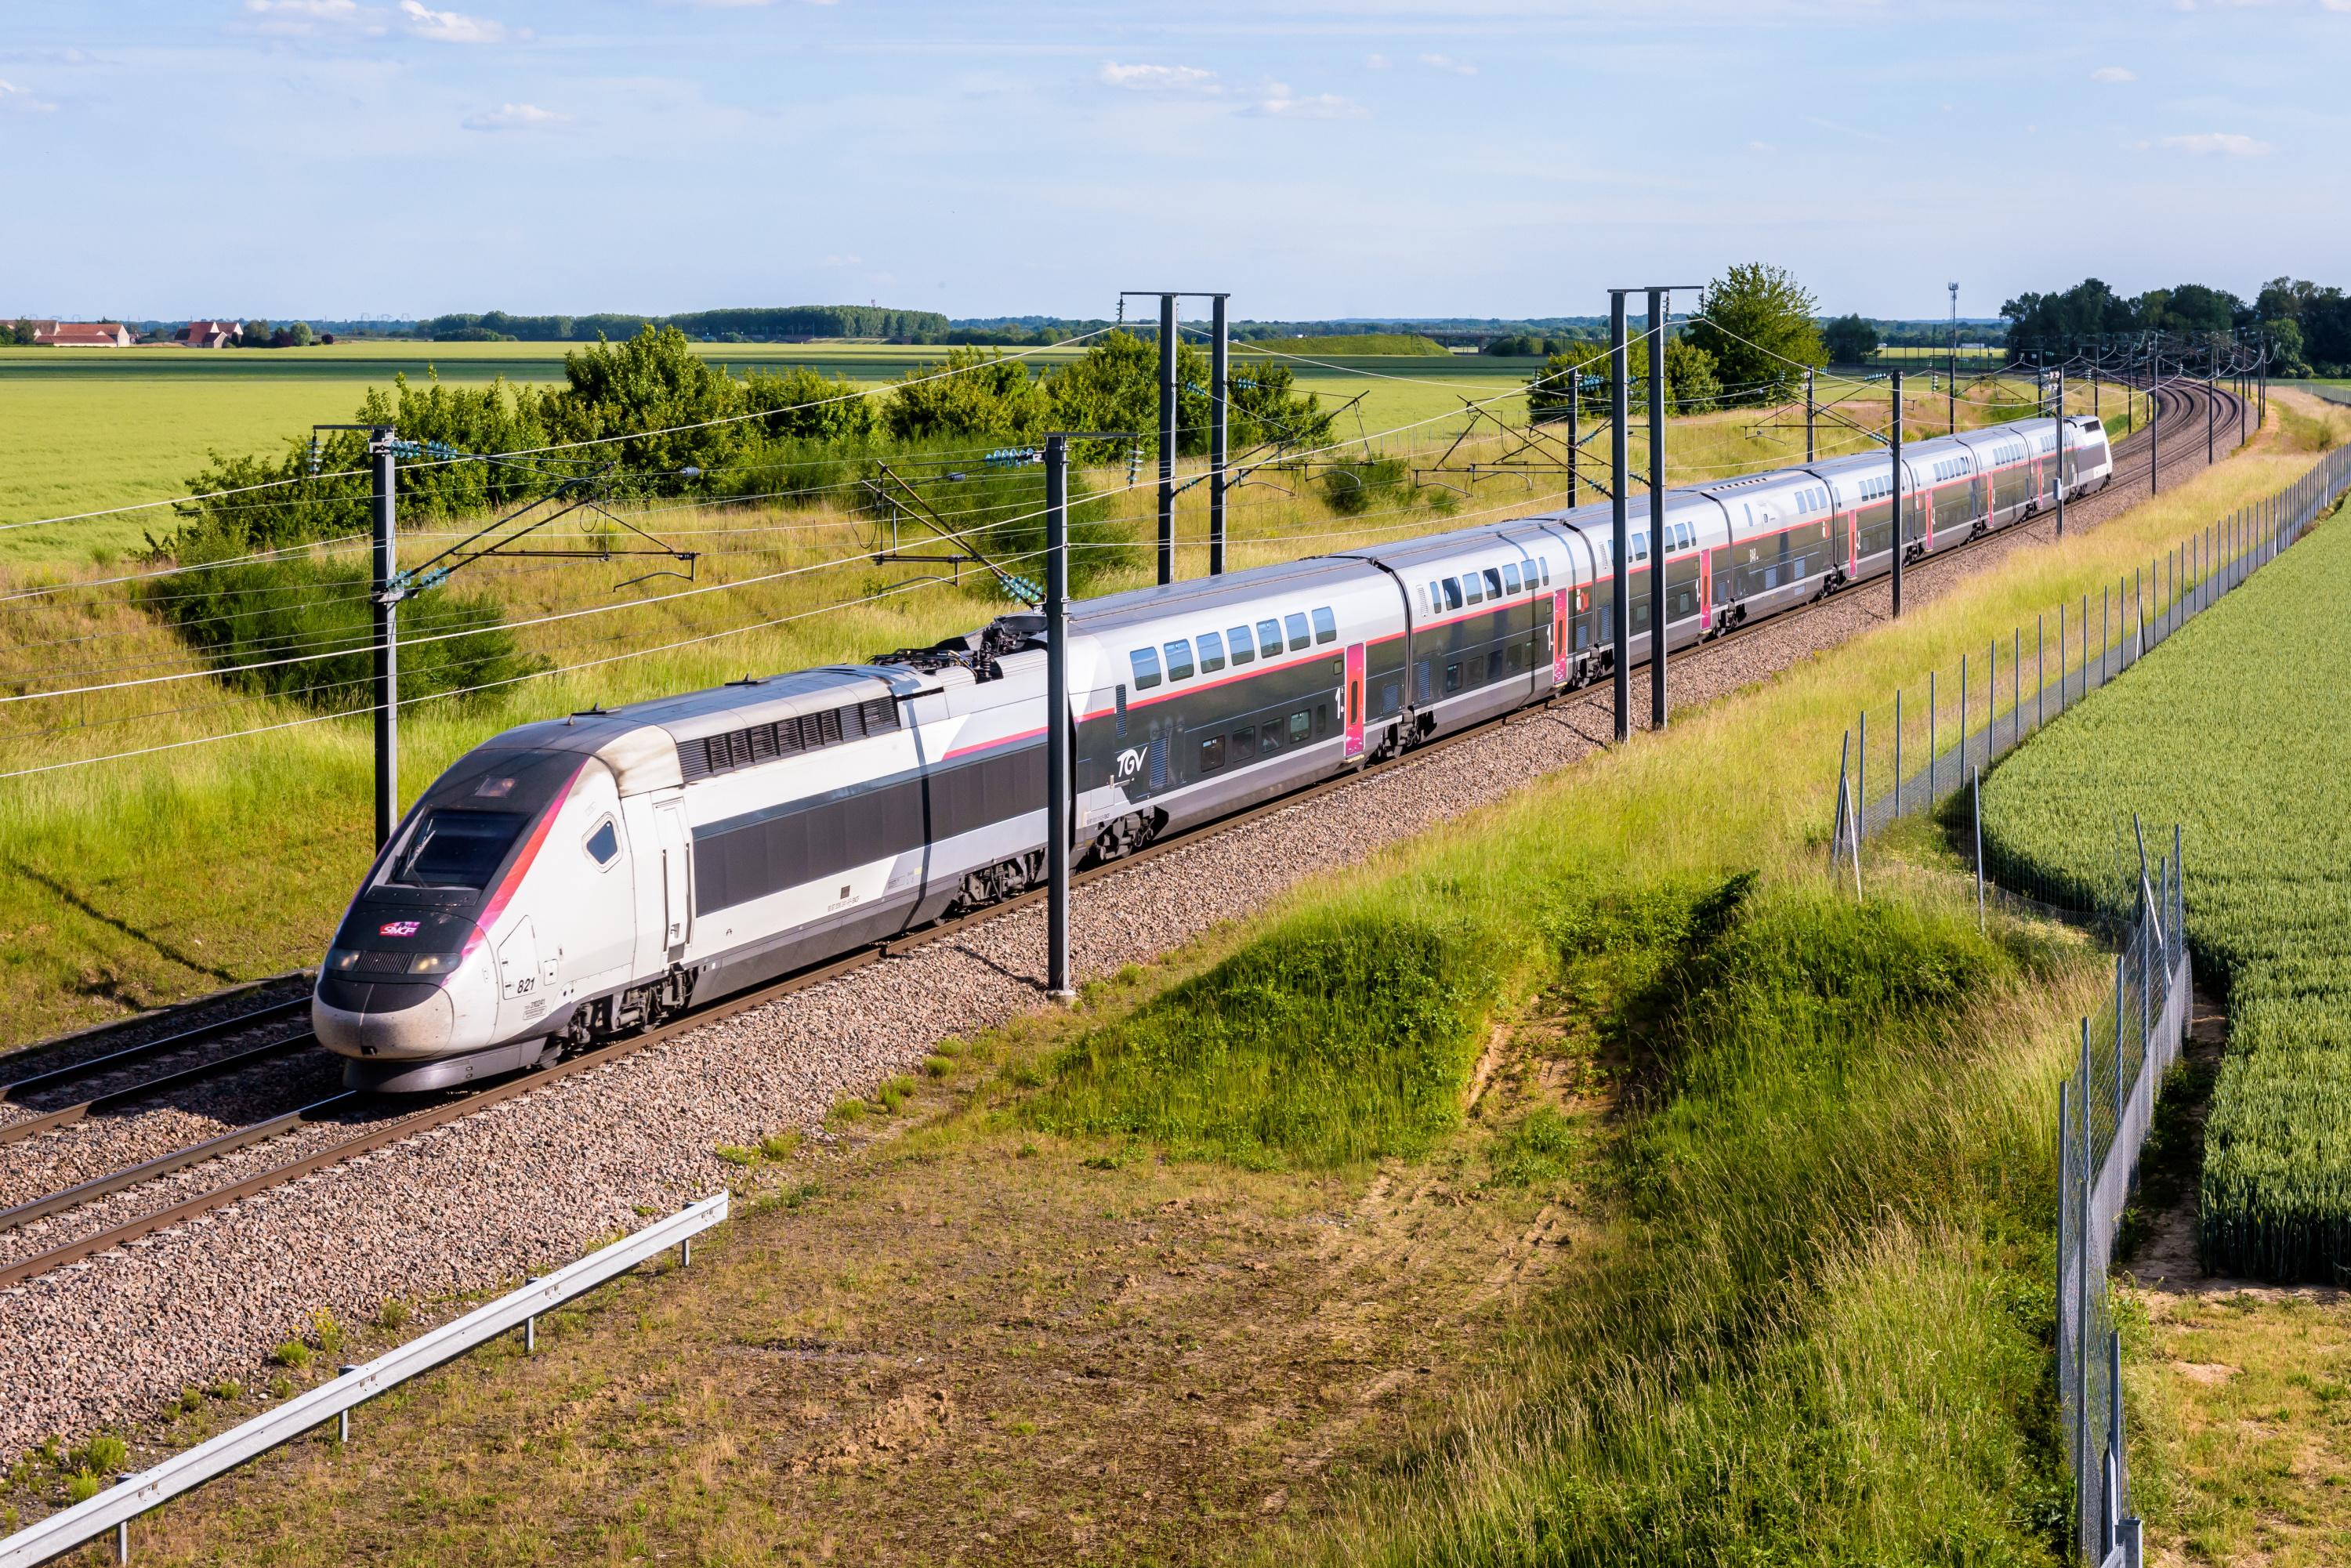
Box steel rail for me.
[0,1032,320,1150]
[0,994,310,1103]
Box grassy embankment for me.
[0,376,2088,1049]
[33,400,2336,1564]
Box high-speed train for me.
[316,411,2113,1090]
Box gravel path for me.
[0,393,2245,1464]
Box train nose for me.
[313,972,460,1059]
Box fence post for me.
[1972,766,1985,932]
[1929,669,1937,801]
[1894,690,1903,820]
[1857,710,1867,839]
[2038,614,2045,732]
[2057,1074,2074,1467]
[1960,655,1968,778]
[2109,1330,2128,1554]
[1831,730,1851,878]
[2058,601,2067,712]
[2012,628,2022,751]
[2077,1014,2096,1551]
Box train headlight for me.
[328,947,365,972]
[406,952,463,976]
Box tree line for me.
[1998,276,2351,375]
[423,306,951,343]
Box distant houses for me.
[173,320,243,349]
[1,320,138,347]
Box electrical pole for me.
[1646,287,1669,733]
[2206,346,2215,467]
[2054,368,2067,539]
[1157,294,1176,585]
[2150,345,2162,496]
[369,425,398,847]
[1209,294,1229,576]
[1890,371,1905,618]
[1567,386,1579,508]
[1609,289,1632,744]
[1947,281,1958,434]
[1043,433,1074,1001]
[1805,368,1815,463]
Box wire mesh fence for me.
[1827,446,2351,884]
[2055,841,2187,1566]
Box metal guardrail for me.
[0,1192,728,1568]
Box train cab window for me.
[1201,735,1226,772]
[385,809,525,892]
[1129,647,1162,690]
[1226,625,1255,666]
[1502,563,1522,595]
[1290,710,1313,744]
[1284,612,1311,651]
[1442,578,1464,610]
[1233,725,1256,760]
[1482,567,1503,600]
[583,818,621,868]
[1255,618,1282,659]
[1197,630,1226,674]
[1164,639,1195,681]
[1312,607,1337,644]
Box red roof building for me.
[37,321,136,348]
[173,320,242,349]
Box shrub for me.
[78,1436,126,1475]
[1317,455,1414,517]
[379,1297,410,1331]
[65,1472,100,1504]
[270,1339,312,1370]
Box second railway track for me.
[0,379,2251,1294]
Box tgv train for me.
[316,411,2113,1090]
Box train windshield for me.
[382,809,527,890]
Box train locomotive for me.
[316,411,2113,1091]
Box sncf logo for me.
[379,920,421,938]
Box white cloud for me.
[2092,65,2135,82]
[1254,83,1363,118]
[462,101,566,130]
[1098,61,1219,92]
[0,78,56,113]
[1418,53,1477,74]
[240,0,385,36]
[1747,139,1774,152]
[2161,130,2273,154]
[400,0,516,43]
[820,253,861,267]
[1364,53,1391,69]
[247,0,364,17]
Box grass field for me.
[1980,406,2351,1283]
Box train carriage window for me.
[1541,558,1552,586]
[1284,612,1311,651]
[1129,647,1162,690]
[1462,573,1484,606]
[1481,568,1503,599]
[1164,639,1195,681]
[1233,725,1256,759]
[1290,710,1312,743]
[1259,719,1280,753]
[1631,531,1649,563]
[1226,625,1255,666]
[583,818,621,869]
[1442,578,1464,610]
[1200,735,1226,772]
[1311,607,1337,644]
[1444,661,1462,693]
[1502,563,1521,595]
[1314,703,1330,737]
[1255,618,1281,659]
[1421,582,1436,615]
[1197,630,1226,674]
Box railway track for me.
[0,380,2249,1293]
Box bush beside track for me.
[1982,498,2351,1281]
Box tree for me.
[1823,314,1878,364]
[1683,263,1825,404]
[882,346,1048,442]
[241,319,272,348]
[741,364,878,442]
[1526,335,1722,419]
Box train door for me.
[1342,643,1367,760]
[496,918,538,1002]
[1552,589,1569,681]
[654,797,692,955]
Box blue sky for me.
[0,1,2338,322]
